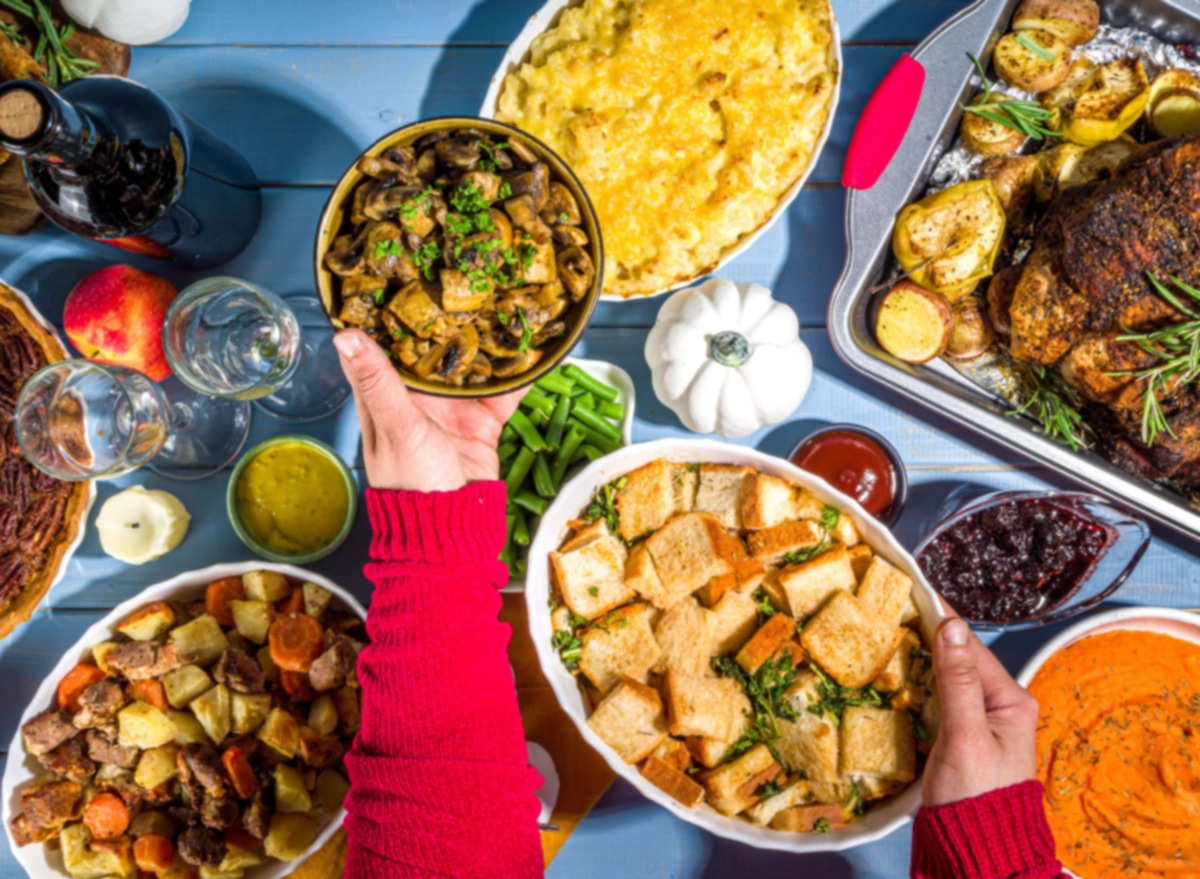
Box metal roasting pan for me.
[828,0,1200,542]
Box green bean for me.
[519,387,556,416]
[513,506,530,546]
[569,386,586,398]
[564,461,589,485]
[576,425,620,453]
[599,400,626,421]
[536,372,575,396]
[501,424,517,442]
[550,427,587,487]
[564,364,619,401]
[546,392,571,449]
[507,409,547,451]
[576,444,604,462]
[504,446,537,496]
[514,490,549,516]
[500,512,515,562]
[531,408,551,427]
[571,405,622,440]
[513,557,527,577]
[574,392,596,411]
[499,458,513,479]
[498,442,519,463]
[533,453,556,498]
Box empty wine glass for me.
[163,277,350,422]
[15,361,251,480]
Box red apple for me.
[64,265,178,381]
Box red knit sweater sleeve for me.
[911,781,1065,879]
[343,483,544,879]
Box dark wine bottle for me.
[0,77,262,270]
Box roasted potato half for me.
[1150,88,1200,137]
[892,180,1006,296]
[875,281,955,364]
[961,97,1028,156]
[1012,0,1100,46]
[1048,57,1150,145]
[945,298,997,361]
[994,30,1072,92]
[979,155,1038,223]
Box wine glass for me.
[163,277,350,422]
[15,361,252,480]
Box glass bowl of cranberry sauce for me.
[913,491,1151,631]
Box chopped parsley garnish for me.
[819,506,840,531]
[372,288,386,305]
[470,275,492,294]
[518,243,538,271]
[374,239,404,260]
[473,211,496,233]
[582,478,624,533]
[412,240,442,280]
[812,818,831,834]
[587,586,599,597]
[516,309,534,353]
[391,326,408,339]
[558,211,570,222]
[551,630,582,671]
[398,185,436,223]
[478,141,509,172]
[567,612,589,629]
[759,780,785,799]
[910,709,932,743]
[498,180,513,200]
[450,182,490,215]
[712,653,799,759]
[495,310,510,326]
[782,539,830,567]
[752,587,778,623]
[846,782,868,816]
[807,665,886,726]
[446,213,474,236]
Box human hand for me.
[922,616,1039,807]
[333,329,522,492]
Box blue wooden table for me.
[1,1,1198,877]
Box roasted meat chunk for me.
[214,647,267,694]
[86,727,140,769]
[178,825,226,867]
[21,709,77,756]
[178,744,227,799]
[72,679,127,729]
[37,736,95,784]
[309,635,361,692]
[106,641,186,681]
[18,778,83,834]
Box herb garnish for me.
[582,477,625,533]
[450,182,490,215]
[752,587,778,623]
[910,709,932,743]
[819,506,840,531]
[961,54,1061,141]
[807,665,886,726]
[782,539,830,567]
[495,310,510,326]
[517,309,534,353]
[412,240,442,280]
[445,213,474,236]
[759,780,785,799]
[0,0,100,87]
[1014,31,1056,61]
[399,186,436,223]
[478,141,509,172]
[846,782,869,816]
[375,239,404,260]
[711,653,799,758]
[551,630,582,670]
[587,586,599,597]
[498,181,513,200]
[372,288,386,305]
[1010,360,1089,451]
[812,818,831,834]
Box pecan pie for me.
[0,282,90,641]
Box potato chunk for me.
[230,692,272,735]
[302,582,333,619]
[264,813,319,861]
[231,600,273,645]
[189,684,232,745]
[118,701,177,749]
[257,707,301,758]
[116,601,177,642]
[274,763,314,813]
[169,615,229,666]
[243,570,291,602]
[163,665,214,709]
[135,743,181,790]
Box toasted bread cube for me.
[641,755,705,807]
[700,744,781,816]
[775,713,843,799]
[847,544,873,580]
[698,524,764,606]
[746,520,824,566]
[900,595,921,626]
[614,460,681,542]
[587,677,668,763]
[840,706,916,782]
[829,511,861,547]
[744,779,816,826]
[772,639,806,668]
[650,737,692,773]
[624,542,673,610]
[709,592,760,656]
[741,473,801,530]
[802,591,906,688]
[243,570,291,602]
[551,531,632,620]
[559,518,610,554]
[782,669,822,713]
[644,513,732,608]
[578,602,661,694]
[858,775,908,801]
[777,545,857,622]
[857,557,914,630]
[169,614,229,667]
[117,601,177,642]
[693,464,753,530]
[736,613,797,674]
[873,629,923,694]
[653,598,713,677]
[771,803,846,833]
[794,488,827,521]
[686,684,752,768]
[674,466,699,512]
[663,671,744,740]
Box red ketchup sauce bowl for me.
[787,425,907,528]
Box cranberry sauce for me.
[917,497,1112,624]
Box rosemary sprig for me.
[961,53,1061,141]
[1010,361,1089,451]
[1014,31,1056,61]
[0,0,99,87]
[1108,274,1200,447]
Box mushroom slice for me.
[325,227,369,277]
[504,194,553,244]
[351,180,379,226]
[478,325,524,358]
[492,349,543,378]
[557,246,595,300]
[531,321,567,347]
[416,148,438,181]
[542,182,582,226]
[414,130,450,151]
[358,147,419,183]
[507,137,539,166]
[469,352,493,378]
[439,324,480,379]
[533,280,570,321]
[552,225,589,248]
[504,162,551,211]
[460,170,503,202]
[366,222,419,281]
[488,209,514,249]
[365,186,437,236]
[412,342,448,378]
[435,135,482,170]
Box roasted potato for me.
[257,645,280,682]
[118,700,178,749]
[243,570,291,603]
[230,600,274,645]
[163,665,214,709]
[302,582,332,619]
[274,764,314,814]
[1012,0,1100,46]
[264,813,320,862]
[1149,87,1200,137]
[333,686,362,737]
[875,281,955,364]
[90,641,122,676]
[230,692,272,736]
[117,601,177,643]
[892,180,1006,296]
[315,769,351,816]
[308,695,338,737]
[189,684,232,745]
[944,298,997,361]
[61,823,134,879]
[134,744,180,790]
[169,615,229,666]
[1047,57,1150,145]
[219,845,266,873]
[961,97,1028,156]
[978,155,1038,223]
[994,30,1072,92]
[128,810,175,839]
[257,707,301,759]
[167,709,211,745]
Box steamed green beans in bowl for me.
[500,361,629,581]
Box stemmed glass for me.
[163,277,350,422]
[15,361,252,480]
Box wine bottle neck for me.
[0,81,105,169]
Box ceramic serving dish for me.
[2,561,367,879]
[479,0,843,301]
[313,116,604,398]
[523,438,947,853]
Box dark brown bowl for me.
[313,116,604,398]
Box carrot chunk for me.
[275,587,305,616]
[222,746,260,800]
[269,614,324,672]
[127,679,169,713]
[206,576,246,627]
[58,664,107,713]
[133,834,174,871]
[83,792,130,839]
[280,669,316,702]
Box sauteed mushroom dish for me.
[324,127,597,387]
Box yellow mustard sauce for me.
[236,443,349,554]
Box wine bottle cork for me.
[0,88,44,141]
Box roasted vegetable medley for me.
[325,125,597,386]
[10,571,364,877]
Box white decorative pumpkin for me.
[645,278,813,439]
[62,0,191,46]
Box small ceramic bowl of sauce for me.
[227,435,358,564]
[788,424,907,528]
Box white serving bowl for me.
[480,0,842,302]
[524,438,947,853]
[2,561,367,879]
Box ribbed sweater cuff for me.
[912,781,1061,879]
[366,483,507,564]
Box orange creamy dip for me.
[1028,630,1200,878]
